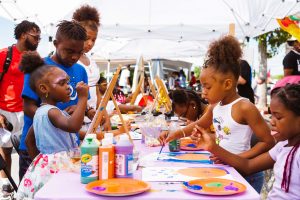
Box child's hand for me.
[190,125,215,151]
[209,154,227,165]
[158,130,169,145]
[76,81,89,99]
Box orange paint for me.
[175,153,209,161]
[85,178,151,196]
[177,167,228,178]
[99,142,115,180]
[182,178,246,195]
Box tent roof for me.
[1,0,300,60]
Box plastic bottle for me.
[168,122,180,152]
[99,138,115,180]
[115,134,134,178]
[80,137,99,184]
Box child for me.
[193,83,300,199]
[160,36,274,192]
[16,52,89,199]
[18,20,109,180]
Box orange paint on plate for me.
[86,178,151,196]
[175,153,209,161]
[177,167,228,178]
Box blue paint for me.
[92,186,106,191]
[183,182,202,190]
[157,152,213,164]
[99,107,104,111]
[187,143,197,148]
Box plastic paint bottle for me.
[168,122,180,152]
[81,137,99,184]
[115,134,134,178]
[99,138,115,180]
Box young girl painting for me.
[192,83,300,199]
[159,36,275,192]
[17,52,88,199]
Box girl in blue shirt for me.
[17,52,88,199]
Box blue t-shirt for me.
[19,56,89,151]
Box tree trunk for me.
[257,40,268,110]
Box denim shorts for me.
[245,171,264,193]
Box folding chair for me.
[0,154,18,192]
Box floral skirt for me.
[16,151,75,200]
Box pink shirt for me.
[268,141,300,200]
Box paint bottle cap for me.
[101,138,112,146]
[104,132,114,138]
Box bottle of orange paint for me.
[99,138,115,180]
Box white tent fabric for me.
[1,0,300,59]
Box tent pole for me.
[107,59,111,82]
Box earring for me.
[193,106,196,109]
[45,92,48,98]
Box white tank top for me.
[78,56,100,109]
[212,97,252,154]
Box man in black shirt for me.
[283,37,300,76]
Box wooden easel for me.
[86,66,133,143]
[130,73,144,105]
[154,76,172,112]
[148,79,157,98]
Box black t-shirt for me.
[283,50,300,75]
[237,60,255,103]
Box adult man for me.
[283,37,300,76]
[0,20,40,197]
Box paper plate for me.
[180,138,203,151]
[182,178,246,196]
[85,178,151,196]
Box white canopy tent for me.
[1,0,300,60]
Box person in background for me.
[159,36,275,193]
[0,20,40,197]
[237,59,255,104]
[192,83,300,200]
[283,37,300,76]
[72,5,111,133]
[97,77,143,114]
[17,52,88,199]
[170,89,207,122]
[119,65,131,94]
[189,71,196,88]
[19,20,89,182]
[168,72,175,90]
[72,5,100,111]
[179,69,186,88]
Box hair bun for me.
[20,51,44,74]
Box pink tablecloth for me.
[35,141,260,200]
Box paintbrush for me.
[157,144,165,160]
[157,132,168,160]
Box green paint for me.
[205,182,223,187]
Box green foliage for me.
[193,66,201,78]
[256,28,291,58]
[272,74,284,80]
